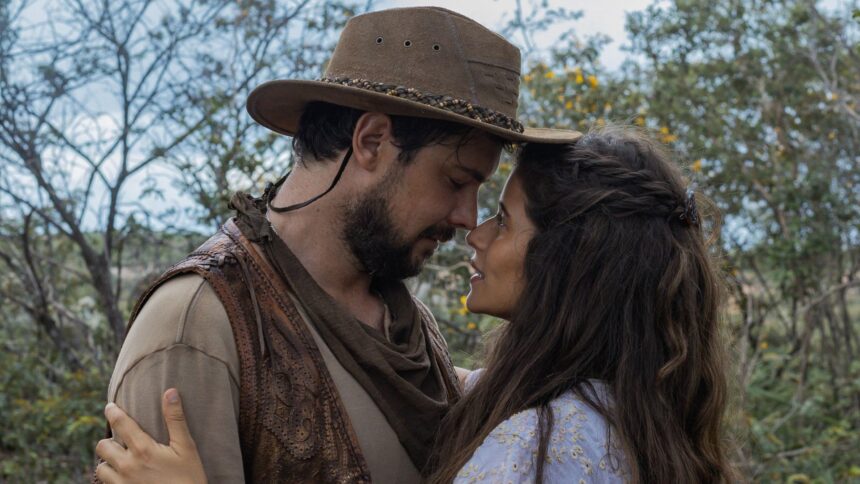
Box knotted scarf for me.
[229,191,455,471]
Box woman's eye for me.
[495,212,506,227]
[449,178,466,189]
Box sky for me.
[377,0,657,70]
[19,0,665,232]
[10,0,851,232]
[378,0,848,70]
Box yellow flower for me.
[544,71,555,79]
[759,341,769,350]
[575,72,584,84]
[557,94,565,102]
[466,322,478,330]
[523,74,533,82]
[691,159,702,173]
[587,75,598,88]
[634,116,645,126]
[565,100,574,110]
[604,102,612,111]
[595,117,605,127]
[659,126,677,143]
[828,131,836,140]
[457,295,469,315]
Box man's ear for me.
[351,112,394,172]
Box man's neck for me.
[266,169,385,330]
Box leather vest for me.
[126,220,458,483]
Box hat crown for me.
[325,7,521,117]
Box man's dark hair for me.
[291,101,507,164]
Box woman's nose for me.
[466,218,493,250]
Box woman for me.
[96,126,733,483]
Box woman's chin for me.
[464,294,484,315]
[465,297,508,320]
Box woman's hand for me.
[95,388,207,484]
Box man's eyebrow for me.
[455,165,488,183]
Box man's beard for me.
[341,172,455,281]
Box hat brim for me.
[246,80,582,144]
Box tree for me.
[0,0,362,357]
[167,0,364,230]
[513,0,859,478]
[0,0,361,479]
[621,0,859,478]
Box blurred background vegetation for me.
[1,0,858,481]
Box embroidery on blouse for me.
[455,370,627,483]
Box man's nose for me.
[447,190,479,230]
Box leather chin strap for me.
[266,147,353,213]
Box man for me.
[95,6,578,483]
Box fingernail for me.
[166,388,179,403]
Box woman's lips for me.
[469,259,485,282]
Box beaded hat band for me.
[319,77,525,134]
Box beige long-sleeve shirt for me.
[107,273,420,483]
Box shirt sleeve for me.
[463,368,485,392]
[111,345,244,483]
[107,274,245,483]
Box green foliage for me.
[508,0,860,480]
[0,328,109,482]
[742,341,860,481]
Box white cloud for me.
[377,0,657,69]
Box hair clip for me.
[679,188,699,227]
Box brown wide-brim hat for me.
[247,7,581,144]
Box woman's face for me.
[465,169,536,320]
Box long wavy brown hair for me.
[427,126,733,483]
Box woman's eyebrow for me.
[499,202,510,217]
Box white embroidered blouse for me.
[454,370,627,483]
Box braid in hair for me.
[535,136,698,229]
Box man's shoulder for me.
[410,295,436,322]
[117,273,237,372]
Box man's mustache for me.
[418,224,456,244]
